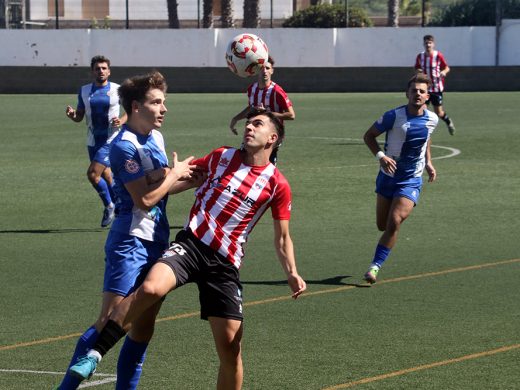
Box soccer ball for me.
[225,33,269,78]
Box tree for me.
[431,0,520,26]
[166,0,180,28]
[243,0,260,28]
[221,0,235,27]
[203,0,213,28]
[387,0,399,26]
[283,4,372,28]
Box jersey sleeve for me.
[77,89,85,110]
[275,87,292,110]
[373,109,396,133]
[438,52,448,69]
[110,140,146,184]
[270,175,292,220]
[414,54,422,70]
[192,147,223,172]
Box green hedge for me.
[283,4,372,28]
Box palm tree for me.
[203,0,213,28]
[166,0,180,28]
[243,0,260,28]
[388,0,399,26]
[221,0,235,27]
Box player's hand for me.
[111,116,122,128]
[170,152,195,181]
[287,273,306,299]
[426,162,436,182]
[379,156,397,175]
[65,105,75,118]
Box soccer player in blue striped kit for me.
[362,72,438,284]
[56,71,198,389]
[66,55,127,227]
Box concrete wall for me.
[1,25,519,93]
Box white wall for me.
[1,26,519,67]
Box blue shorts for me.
[92,142,111,167]
[104,230,168,296]
[375,171,422,205]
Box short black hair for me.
[423,34,435,42]
[247,108,285,147]
[90,55,110,69]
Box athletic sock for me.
[108,181,117,204]
[372,244,392,268]
[116,336,148,390]
[58,326,98,389]
[93,319,127,357]
[442,113,451,123]
[93,178,113,207]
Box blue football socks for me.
[372,244,392,268]
[116,336,148,390]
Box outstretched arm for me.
[65,105,85,122]
[273,219,306,299]
[229,106,253,135]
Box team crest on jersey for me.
[219,157,230,167]
[125,159,140,174]
[254,175,269,189]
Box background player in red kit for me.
[68,109,306,390]
[415,34,456,135]
[229,56,295,163]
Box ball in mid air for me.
[225,33,269,78]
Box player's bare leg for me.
[210,317,244,390]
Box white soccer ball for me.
[225,33,269,78]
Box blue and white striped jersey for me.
[375,105,438,181]
[77,82,120,147]
[108,125,170,244]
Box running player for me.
[362,73,438,284]
[66,55,127,227]
[67,109,306,389]
[415,34,456,135]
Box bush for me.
[283,4,372,28]
[431,0,520,26]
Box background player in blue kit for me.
[362,73,438,284]
[56,71,198,390]
[66,55,127,227]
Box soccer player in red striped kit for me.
[68,109,306,389]
[229,56,295,164]
[415,34,456,135]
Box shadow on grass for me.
[242,275,371,288]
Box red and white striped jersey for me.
[414,50,448,93]
[187,147,292,268]
[247,81,292,114]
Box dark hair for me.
[423,34,434,42]
[267,55,275,67]
[118,71,167,115]
[246,108,285,147]
[90,55,111,69]
[407,72,432,89]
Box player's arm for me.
[440,64,450,78]
[272,106,295,121]
[273,219,306,299]
[125,153,195,210]
[111,112,128,128]
[425,138,437,182]
[363,124,396,175]
[229,106,253,135]
[65,106,85,122]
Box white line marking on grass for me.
[0,369,116,387]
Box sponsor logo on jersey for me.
[219,157,230,167]
[224,184,256,207]
[125,159,140,174]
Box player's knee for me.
[140,280,166,302]
[86,169,100,184]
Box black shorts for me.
[427,92,443,107]
[158,230,243,321]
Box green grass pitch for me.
[0,92,518,389]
